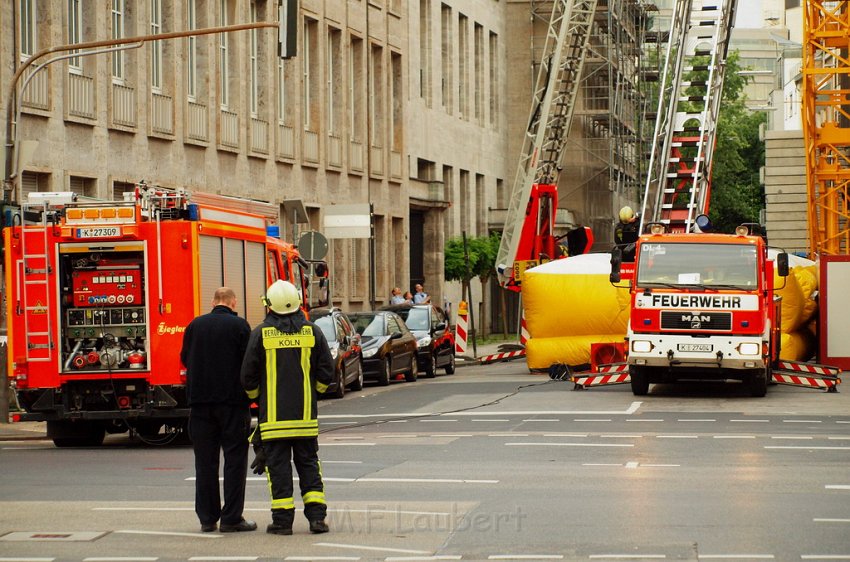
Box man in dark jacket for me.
[241,280,334,536]
[180,287,256,534]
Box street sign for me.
[298,230,329,261]
[323,203,371,239]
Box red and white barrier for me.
[478,349,526,365]
[777,361,841,377]
[455,300,468,354]
[772,372,841,390]
[571,363,630,388]
[520,312,529,347]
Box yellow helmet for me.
[264,280,301,315]
[618,206,635,223]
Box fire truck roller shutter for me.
[521,254,630,370]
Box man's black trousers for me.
[265,438,327,527]
[189,403,251,526]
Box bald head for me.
[212,287,237,310]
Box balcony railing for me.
[390,150,402,179]
[251,117,269,154]
[349,140,364,172]
[151,92,173,135]
[303,130,319,163]
[22,66,49,110]
[328,134,342,167]
[277,123,295,159]
[370,144,383,176]
[68,73,95,119]
[111,83,136,128]
[219,109,239,148]
[187,101,208,142]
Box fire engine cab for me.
[4,185,327,446]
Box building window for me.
[440,4,452,112]
[68,0,82,70]
[303,18,319,131]
[111,0,125,80]
[250,2,259,115]
[150,0,163,91]
[219,0,230,107]
[20,171,51,200]
[370,44,384,147]
[20,0,37,59]
[277,57,287,124]
[460,169,470,234]
[489,31,498,126]
[391,51,402,152]
[70,175,97,199]
[458,13,468,119]
[112,181,136,201]
[474,23,484,123]
[187,0,197,99]
[349,34,365,142]
[475,173,485,236]
[419,0,432,106]
[327,27,342,134]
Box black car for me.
[382,303,456,377]
[311,308,363,398]
[348,311,418,385]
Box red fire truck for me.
[4,185,327,446]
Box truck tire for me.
[49,420,106,448]
[630,366,650,396]
[748,368,768,398]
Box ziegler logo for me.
[681,314,711,329]
[157,322,186,335]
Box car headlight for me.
[631,340,653,353]
[737,342,760,356]
[417,336,432,348]
[362,347,378,358]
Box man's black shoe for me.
[201,523,217,533]
[309,520,329,534]
[266,523,293,535]
[219,519,257,533]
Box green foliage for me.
[444,232,501,284]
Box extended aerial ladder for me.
[494,0,598,290]
[639,0,737,233]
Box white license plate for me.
[678,343,713,352]
[75,226,121,239]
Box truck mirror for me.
[776,252,789,277]
[610,248,622,284]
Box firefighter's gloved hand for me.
[251,446,267,475]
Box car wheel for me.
[444,353,456,375]
[405,355,418,382]
[331,367,346,399]
[424,353,437,378]
[377,357,391,386]
[350,361,364,391]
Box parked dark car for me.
[382,303,456,377]
[311,307,363,398]
[348,311,418,385]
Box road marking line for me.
[543,433,588,437]
[625,461,639,469]
[643,464,680,467]
[490,433,528,437]
[574,419,612,422]
[800,556,850,560]
[730,419,769,423]
[825,485,850,490]
[114,530,220,539]
[783,420,822,423]
[356,477,498,484]
[678,418,716,422]
[378,435,418,439]
[487,554,564,560]
[506,442,634,448]
[472,419,510,422]
[814,519,850,523]
[322,422,353,425]
[657,435,698,439]
[837,421,850,424]
[601,434,643,439]
[314,543,430,555]
[699,554,775,560]
[522,419,560,422]
[320,402,642,419]
[765,446,850,450]
[0,559,56,561]
[430,434,473,438]
[387,420,407,423]
[626,419,664,422]
[83,559,159,561]
[189,558,259,561]
[419,419,457,423]
[94,507,193,511]
[320,443,377,446]
[583,463,623,466]
[589,554,667,560]
[330,436,365,440]
[386,557,462,561]
[285,558,360,561]
[828,437,850,441]
[771,436,813,440]
[713,435,756,439]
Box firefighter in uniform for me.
[614,205,640,261]
[241,280,334,535]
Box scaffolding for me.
[530,0,659,247]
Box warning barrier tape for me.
[478,349,526,365]
[776,361,841,377]
[771,372,841,390]
[571,373,630,387]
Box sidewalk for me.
[0,419,46,440]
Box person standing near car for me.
[180,287,256,534]
[241,280,335,535]
[390,287,405,305]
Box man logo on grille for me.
[681,313,711,329]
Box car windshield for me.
[352,314,384,337]
[314,316,337,342]
[403,307,430,331]
[637,242,759,288]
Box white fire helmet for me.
[618,206,635,223]
[264,280,301,315]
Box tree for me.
[444,232,500,336]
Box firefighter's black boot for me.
[309,520,329,534]
[266,522,293,535]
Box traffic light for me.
[278,0,297,59]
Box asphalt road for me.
[1,361,849,561]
